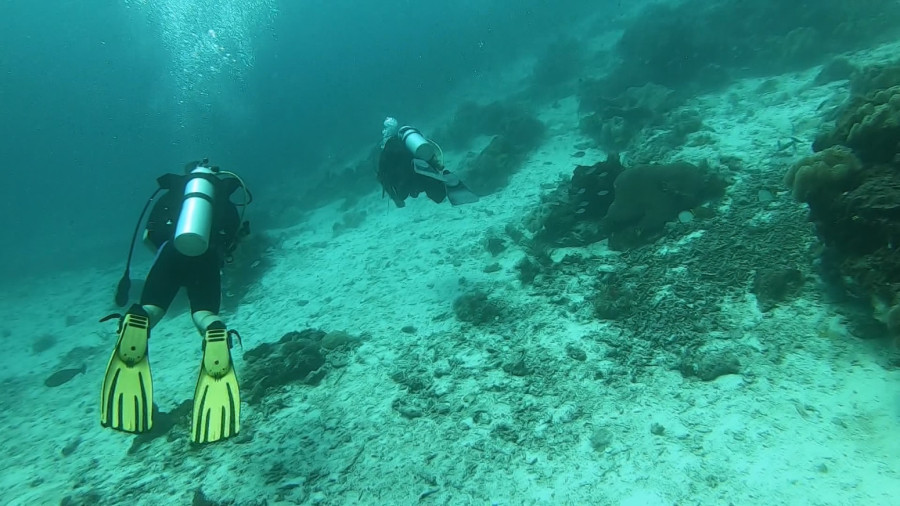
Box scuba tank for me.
[398,126,436,162]
[113,161,252,306]
[174,166,217,257]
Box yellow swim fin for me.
[100,306,153,433]
[191,324,240,444]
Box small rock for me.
[681,349,741,381]
[574,141,593,150]
[321,330,355,350]
[502,355,531,376]
[394,400,423,419]
[485,237,507,257]
[401,325,417,334]
[565,344,587,361]
[483,262,501,273]
[551,403,580,424]
[433,403,451,415]
[589,427,613,452]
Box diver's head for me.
[381,117,400,147]
[184,158,217,174]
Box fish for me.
[44,364,86,387]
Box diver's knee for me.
[140,304,166,329]
[192,311,223,333]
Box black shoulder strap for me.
[156,173,185,191]
[221,176,242,197]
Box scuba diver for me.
[101,159,251,444]
[377,117,479,208]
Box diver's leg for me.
[187,253,240,443]
[443,174,480,206]
[101,245,180,434]
[191,311,222,333]
[186,252,225,333]
[101,241,181,433]
[139,242,181,328]
[424,177,448,204]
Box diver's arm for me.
[219,202,243,257]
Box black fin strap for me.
[99,313,122,323]
[228,329,243,349]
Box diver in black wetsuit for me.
[137,160,249,330]
[101,159,251,444]
[376,118,479,208]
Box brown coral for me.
[604,161,727,249]
[814,85,900,163]
[784,145,862,205]
[806,166,900,302]
[578,82,677,151]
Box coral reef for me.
[520,167,816,367]
[752,267,805,312]
[484,233,507,257]
[462,135,533,195]
[810,167,900,300]
[813,85,900,164]
[515,256,543,285]
[452,289,509,325]
[437,100,545,195]
[578,82,677,151]
[784,146,863,206]
[530,154,625,247]
[528,155,727,250]
[436,100,545,151]
[792,76,900,320]
[813,57,858,86]
[624,107,709,165]
[679,345,742,381]
[849,60,900,95]
[241,329,356,405]
[603,161,728,250]
[887,305,900,337]
[605,0,900,94]
[591,273,639,321]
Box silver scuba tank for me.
[398,126,436,162]
[174,166,216,256]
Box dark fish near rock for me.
[45,364,86,387]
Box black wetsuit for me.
[377,136,447,207]
[141,173,241,314]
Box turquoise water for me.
[2,0,899,504]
